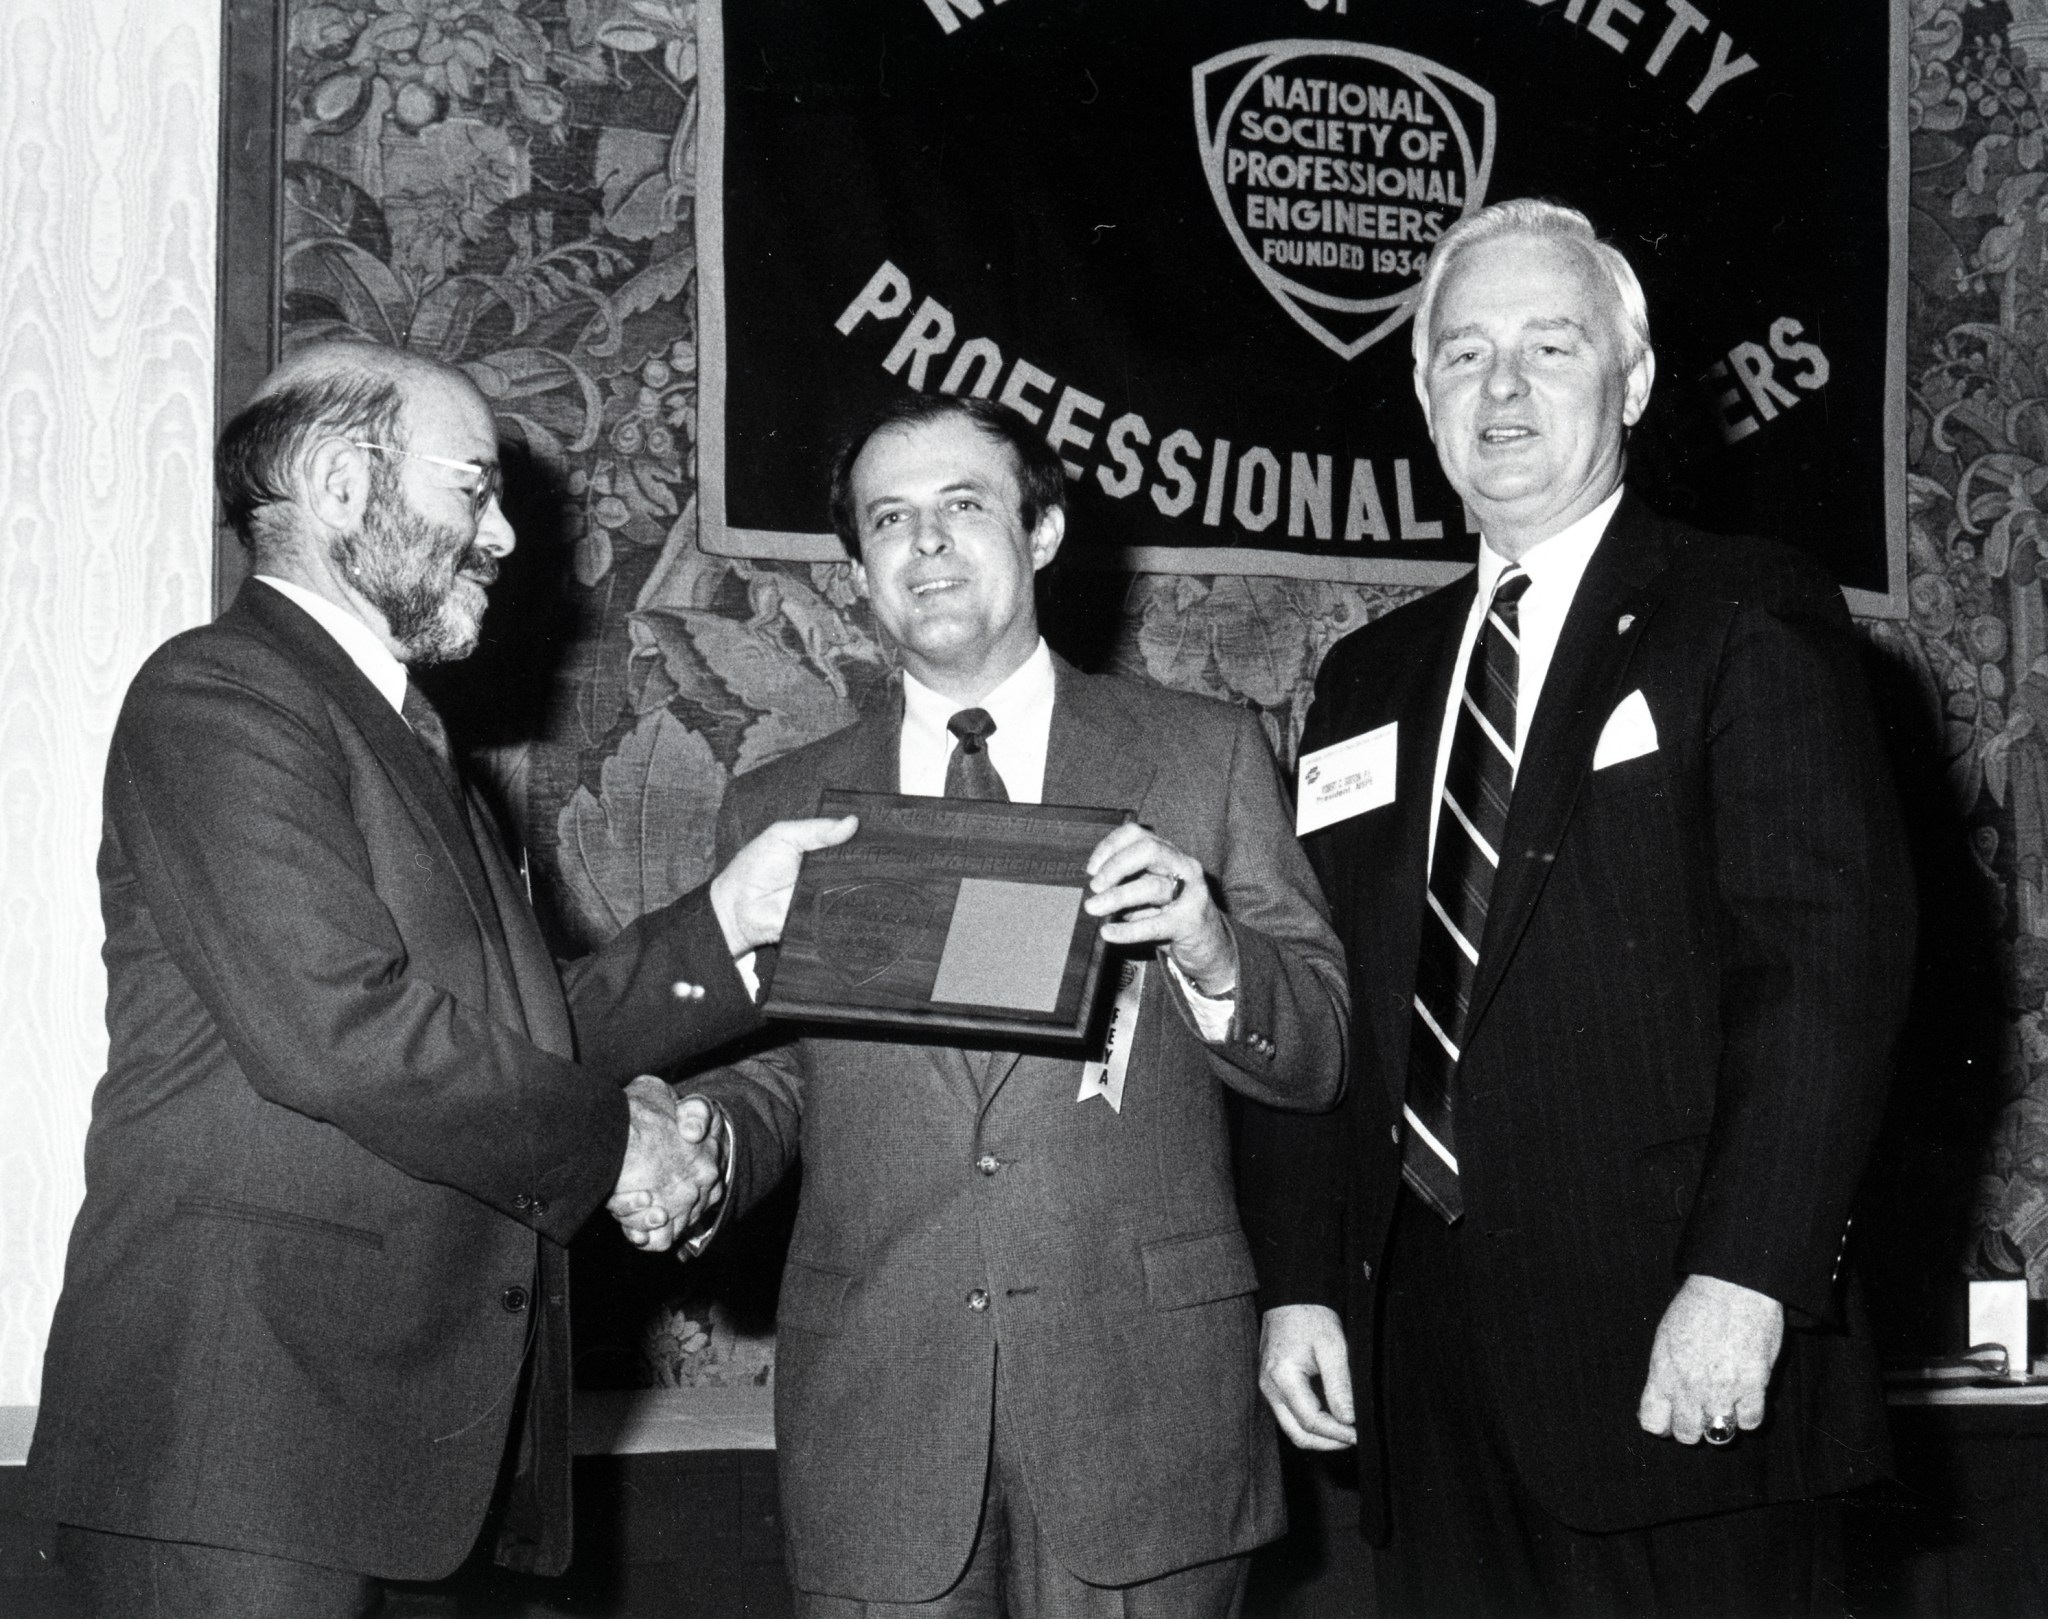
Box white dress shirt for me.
[899,640,1057,802]
[1425,487,1622,866]
[256,575,409,716]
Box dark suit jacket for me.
[29,581,760,1579]
[693,656,1349,1602]
[1238,495,1915,1536]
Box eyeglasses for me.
[349,441,503,522]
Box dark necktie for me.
[402,681,463,801]
[945,708,1009,801]
[1403,565,1531,1223]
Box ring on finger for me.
[1166,873,1186,903]
[1703,1416,1736,1446]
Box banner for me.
[698,0,1905,611]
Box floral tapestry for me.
[271,0,2021,1377]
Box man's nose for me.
[910,511,951,554]
[1484,354,1528,400]
[475,495,516,558]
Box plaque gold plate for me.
[760,790,1129,1041]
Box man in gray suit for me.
[30,340,850,1617]
[637,393,1348,1617]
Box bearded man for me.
[28,340,850,1617]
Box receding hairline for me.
[251,341,479,413]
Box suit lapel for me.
[471,804,573,1055]
[1041,655,1161,818]
[817,680,905,800]
[1465,496,1669,1038]
[1357,582,1475,1114]
[232,583,527,1015]
[978,657,1156,1110]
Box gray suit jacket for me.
[30,581,761,1579]
[695,655,1349,1602]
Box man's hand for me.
[607,1075,724,1253]
[709,815,858,957]
[1259,1305,1359,1451]
[1637,1273,1785,1444]
[1083,822,1237,995]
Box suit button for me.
[671,980,705,1001]
[1361,1261,1374,1281]
[976,1154,1000,1176]
[1390,1125,1400,1145]
[512,1193,531,1211]
[501,1286,530,1314]
[529,1198,547,1216]
[967,1289,990,1313]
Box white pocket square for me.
[1593,688,1658,771]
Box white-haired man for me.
[1239,200,1914,1614]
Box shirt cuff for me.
[678,1101,734,1260]
[1164,954,1236,1043]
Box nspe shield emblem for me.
[1194,41,1496,360]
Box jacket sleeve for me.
[671,779,808,1227]
[558,883,761,1083]
[1674,571,1916,1322]
[1180,706,1350,1112]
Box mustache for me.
[456,548,499,588]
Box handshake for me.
[602,810,858,1252]
[609,1075,727,1253]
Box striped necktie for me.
[1403,565,1530,1223]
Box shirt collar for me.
[901,639,1055,744]
[1474,485,1624,602]
[254,575,410,715]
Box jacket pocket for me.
[1637,1135,1708,1225]
[1142,1226,1259,1312]
[778,1255,854,1336]
[174,1196,384,1251]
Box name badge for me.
[1296,722,1397,835]
[1077,960,1146,1113]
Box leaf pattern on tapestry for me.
[555,707,724,941]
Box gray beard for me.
[332,479,498,665]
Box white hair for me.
[1408,198,1652,376]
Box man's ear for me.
[1029,506,1066,572]
[1621,347,1657,429]
[849,557,871,599]
[303,437,369,532]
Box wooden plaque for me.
[760,790,1129,1042]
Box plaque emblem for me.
[1193,41,1496,359]
[813,880,936,987]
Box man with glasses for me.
[28,339,853,1617]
